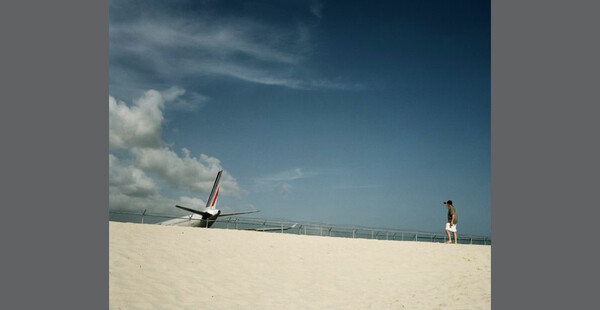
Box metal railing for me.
[109,210,491,245]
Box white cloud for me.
[109,90,164,150]
[132,147,242,196]
[185,61,359,90]
[190,61,305,89]
[110,17,302,71]
[255,168,317,196]
[258,168,320,182]
[109,10,355,90]
[178,196,206,209]
[135,18,302,64]
[109,154,158,197]
[161,86,208,111]
[258,168,306,182]
[161,85,186,101]
[109,192,205,215]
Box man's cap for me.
[444,200,453,205]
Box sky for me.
[109,0,491,237]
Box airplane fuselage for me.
[198,210,220,228]
[159,209,221,227]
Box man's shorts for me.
[445,223,457,233]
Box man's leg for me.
[453,231,458,244]
[445,229,452,243]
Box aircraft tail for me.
[205,170,223,209]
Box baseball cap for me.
[444,200,453,205]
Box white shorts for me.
[445,223,457,233]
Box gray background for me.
[1,0,598,308]
[492,0,599,308]
[1,0,108,308]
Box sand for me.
[109,222,490,309]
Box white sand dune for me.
[109,222,490,309]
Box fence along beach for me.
[110,211,491,245]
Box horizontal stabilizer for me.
[175,205,212,218]
[219,210,261,217]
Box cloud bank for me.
[109,89,241,213]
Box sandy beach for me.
[109,222,490,309]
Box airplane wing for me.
[219,210,261,217]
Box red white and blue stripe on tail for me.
[205,170,222,209]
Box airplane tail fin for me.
[205,170,223,209]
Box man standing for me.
[444,200,458,244]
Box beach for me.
[109,221,491,309]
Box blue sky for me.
[109,0,490,236]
